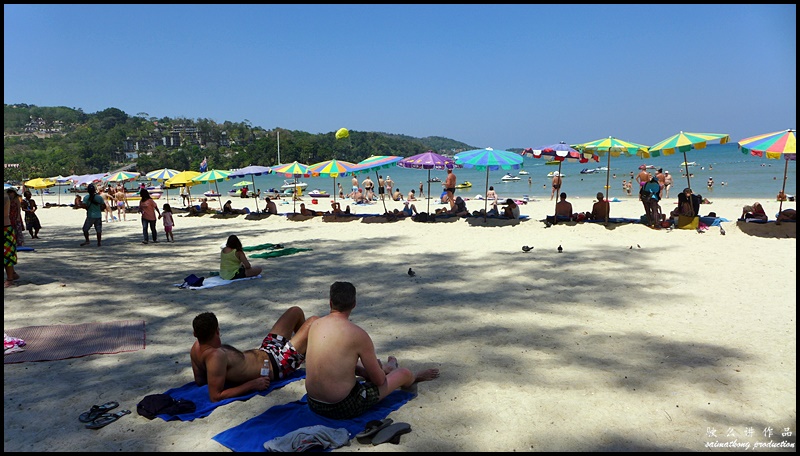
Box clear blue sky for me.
[4,4,796,150]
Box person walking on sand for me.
[138,188,161,244]
[350,175,359,199]
[21,190,41,239]
[304,281,439,420]
[78,183,105,247]
[444,168,457,210]
[5,190,20,288]
[378,175,385,201]
[384,175,394,200]
[419,181,424,199]
[160,203,175,242]
[663,170,674,199]
[190,307,318,402]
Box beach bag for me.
[180,274,205,288]
[137,394,196,419]
[677,215,700,230]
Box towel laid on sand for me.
[4,320,145,364]
[156,369,306,421]
[173,274,262,290]
[212,390,415,452]
[242,243,312,259]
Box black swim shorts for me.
[307,381,380,420]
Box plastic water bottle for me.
[260,360,269,377]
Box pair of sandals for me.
[355,418,411,445]
[78,401,131,430]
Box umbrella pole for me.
[777,157,789,225]
[427,169,431,215]
[484,168,489,221]
[293,177,297,214]
[216,182,223,210]
[251,174,260,213]
[333,176,337,202]
[554,162,563,225]
[683,151,691,190]
[605,153,611,225]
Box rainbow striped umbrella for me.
[271,161,311,213]
[455,148,523,220]
[309,159,360,202]
[739,129,796,217]
[646,131,730,190]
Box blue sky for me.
[4,4,796,150]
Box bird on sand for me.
[557,245,563,253]
[408,267,416,277]
[522,245,533,252]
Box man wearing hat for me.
[78,183,106,247]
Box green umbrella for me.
[646,132,730,190]
[192,169,231,210]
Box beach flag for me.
[199,157,208,172]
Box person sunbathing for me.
[741,202,767,221]
[328,201,350,215]
[777,208,796,222]
[222,200,248,215]
[300,203,323,216]
[190,307,317,402]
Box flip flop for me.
[85,409,131,430]
[371,422,412,445]
[79,401,119,423]
[355,418,393,444]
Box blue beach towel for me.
[156,369,306,421]
[212,390,415,452]
[699,216,730,227]
[586,217,642,224]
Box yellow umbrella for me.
[165,170,201,204]
[24,177,56,205]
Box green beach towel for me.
[250,247,312,259]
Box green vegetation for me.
[4,104,475,181]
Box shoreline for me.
[3,194,796,452]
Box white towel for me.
[173,274,262,290]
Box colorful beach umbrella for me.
[354,155,404,214]
[192,170,232,210]
[455,148,524,220]
[271,161,311,214]
[24,177,56,205]
[104,171,141,183]
[739,129,796,218]
[228,165,273,213]
[308,159,360,202]
[523,142,600,223]
[145,168,180,181]
[647,131,730,190]
[398,151,461,214]
[71,173,109,188]
[575,136,650,203]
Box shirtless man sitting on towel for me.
[190,307,318,402]
[304,281,440,419]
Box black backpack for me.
[137,394,196,419]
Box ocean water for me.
[206,144,795,202]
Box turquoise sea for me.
[208,144,795,202]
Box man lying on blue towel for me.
[190,306,318,402]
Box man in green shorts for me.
[304,281,439,419]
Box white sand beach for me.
[3,193,796,452]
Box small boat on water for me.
[307,189,330,198]
[501,174,521,181]
[455,181,472,189]
[547,171,567,178]
[204,191,221,198]
[281,179,308,190]
[428,177,442,183]
[580,167,609,174]
[545,160,560,165]
[680,161,698,167]
[518,170,529,175]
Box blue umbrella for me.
[228,165,273,212]
[455,148,523,220]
